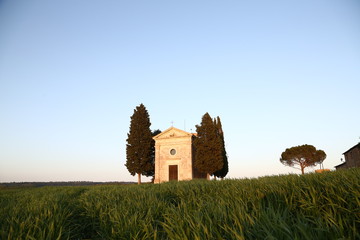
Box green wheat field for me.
[1,168,359,240]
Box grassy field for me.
[1,169,359,240]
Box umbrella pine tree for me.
[280,144,326,174]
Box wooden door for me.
[169,165,178,181]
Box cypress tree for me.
[146,129,162,182]
[194,113,223,180]
[213,116,228,179]
[125,104,153,184]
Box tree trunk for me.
[137,173,141,184]
[206,173,210,180]
[214,176,217,181]
[301,167,305,175]
[221,177,224,180]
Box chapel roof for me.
[153,126,196,140]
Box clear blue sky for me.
[0,0,359,182]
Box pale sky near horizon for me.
[0,0,359,182]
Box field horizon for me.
[1,168,359,239]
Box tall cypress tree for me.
[194,112,223,180]
[125,104,153,184]
[213,116,228,179]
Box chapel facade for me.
[153,127,206,183]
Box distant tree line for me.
[125,104,228,184]
[0,181,134,188]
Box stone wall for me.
[344,144,360,168]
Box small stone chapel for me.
[153,127,206,183]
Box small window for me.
[170,149,176,155]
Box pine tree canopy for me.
[280,144,326,174]
[194,113,223,176]
[125,104,153,177]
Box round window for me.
[170,149,176,155]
